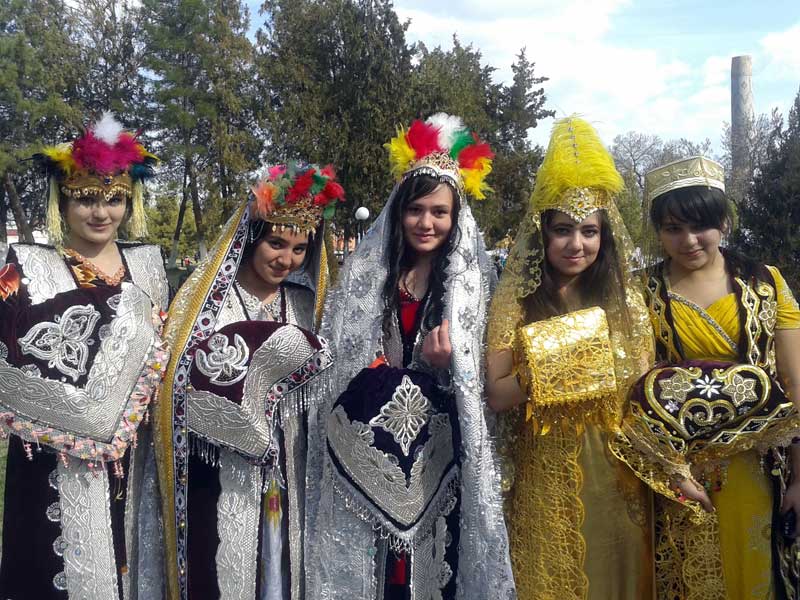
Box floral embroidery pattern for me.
[18,304,101,382]
[195,333,250,386]
[369,375,432,456]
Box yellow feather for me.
[385,127,416,180]
[42,143,78,176]
[460,157,493,200]
[531,116,623,212]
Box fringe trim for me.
[46,175,63,247]
[277,362,333,426]
[330,463,460,554]
[129,181,148,238]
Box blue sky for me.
[247,0,800,152]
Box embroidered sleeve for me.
[767,266,800,329]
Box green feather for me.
[449,129,473,159]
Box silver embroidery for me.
[410,515,454,600]
[216,449,262,600]
[188,326,328,459]
[57,458,119,598]
[369,375,433,456]
[0,284,157,440]
[327,406,454,526]
[18,304,100,382]
[195,333,250,386]
[12,244,75,305]
[46,502,62,522]
[53,571,68,591]
[122,244,170,311]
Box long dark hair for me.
[381,174,461,338]
[242,219,317,272]
[524,209,628,323]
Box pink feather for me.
[72,131,144,174]
[268,165,287,181]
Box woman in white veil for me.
[305,114,515,599]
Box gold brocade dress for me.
[661,265,800,599]
[507,322,656,600]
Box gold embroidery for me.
[646,276,681,362]
[516,307,617,432]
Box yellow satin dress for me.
[666,265,800,599]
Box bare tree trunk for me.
[188,157,207,259]
[4,174,34,243]
[0,183,8,243]
[168,192,188,269]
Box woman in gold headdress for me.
[612,156,800,599]
[485,116,655,599]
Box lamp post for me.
[355,206,370,244]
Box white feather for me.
[425,113,465,150]
[92,111,124,144]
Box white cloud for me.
[396,3,800,153]
[760,22,800,80]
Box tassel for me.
[46,175,63,246]
[129,180,148,238]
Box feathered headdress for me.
[530,116,623,222]
[250,163,345,234]
[33,112,158,246]
[385,113,495,200]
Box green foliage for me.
[733,87,800,289]
[257,0,413,238]
[611,132,713,247]
[142,192,197,258]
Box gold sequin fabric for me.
[516,306,618,432]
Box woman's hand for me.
[422,319,452,370]
[677,478,715,513]
[781,480,800,536]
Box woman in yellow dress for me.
[485,116,655,599]
[614,156,800,599]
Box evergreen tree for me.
[0,0,86,240]
[734,88,800,288]
[256,0,413,241]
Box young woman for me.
[157,163,342,600]
[0,113,168,599]
[615,156,800,599]
[485,116,655,599]
[306,114,515,600]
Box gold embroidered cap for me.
[530,116,623,222]
[644,155,725,205]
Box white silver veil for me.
[305,180,516,599]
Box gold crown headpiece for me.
[250,163,345,234]
[530,116,623,222]
[644,156,725,206]
[386,113,495,200]
[33,112,158,246]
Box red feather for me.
[457,134,494,169]
[405,120,442,158]
[321,164,336,178]
[287,168,315,203]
